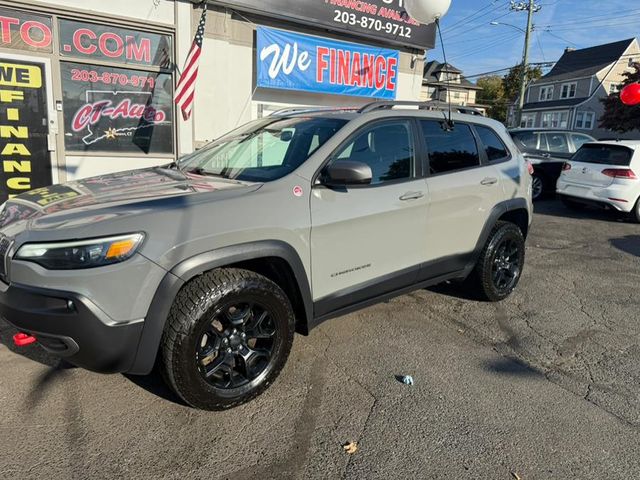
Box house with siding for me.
[421,61,485,113]
[520,38,640,139]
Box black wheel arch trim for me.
[128,240,312,375]
[465,197,529,275]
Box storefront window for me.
[58,19,172,68]
[0,7,53,53]
[61,62,174,154]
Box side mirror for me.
[322,160,373,187]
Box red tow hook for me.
[13,332,37,347]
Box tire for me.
[632,198,640,223]
[531,173,545,201]
[561,195,586,211]
[160,268,295,410]
[467,221,526,302]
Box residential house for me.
[421,61,485,113]
[520,38,640,139]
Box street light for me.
[489,21,528,34]
[489,0,537,127]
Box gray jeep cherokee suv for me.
[0,102,532,410]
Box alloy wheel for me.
[196,301,277,389]
[491,238,521,291]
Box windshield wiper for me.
[187,167,230,179]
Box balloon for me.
[404,0,452,24]
[620,83,640,106]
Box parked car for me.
[557,140,640,222]
[509,129,595,200]
[0,102,532,410]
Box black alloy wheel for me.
[196,301,277,390]
[468,221,526,302]
[491,238,521,292]
[161,269,295,410]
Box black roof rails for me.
[358,101,485,116]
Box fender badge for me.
[293,186,304,197]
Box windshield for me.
[178,117,347,182]
[571,144,634,166]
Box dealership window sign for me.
[0,60,52,202]
[211,0,436,50]
[61,62,174,154]
[0,7,53,53]
[59,20,172,68]
[257,27,398,99]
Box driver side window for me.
[331,120,415,185]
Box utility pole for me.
[511,0,541,127]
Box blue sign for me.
[257,27,399,100]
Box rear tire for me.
[531,173,545,201]
[160,268,295,410]
[632,198,640,223]
[467,221,525,302]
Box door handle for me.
[400,191,424,201]
[480,177,498,186]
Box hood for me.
[0,166,258,230]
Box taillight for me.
[526,161,534,175]
[601,168,637,179]
[562,162,572,171]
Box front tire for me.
[468,221,525,302]
[160,268,295,410]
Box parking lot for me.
[1,199,639,480]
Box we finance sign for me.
[257,27,398,99]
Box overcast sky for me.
[430,0,640,79]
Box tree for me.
[476,75,507,122]
[599,66,640,133]
[502,64,543,101]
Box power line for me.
[449,32,522,61]
[441,0,509,34]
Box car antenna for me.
[436,18,454,131]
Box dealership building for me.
[0,0,435,202]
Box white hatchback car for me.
[557,140,640,222]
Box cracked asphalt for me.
[1,199,640,479]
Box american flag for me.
[174,4,207,120]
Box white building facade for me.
[0,0,431,202]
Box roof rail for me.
[269,106,360,116]
[358,101,485,116]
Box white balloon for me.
[404,0,452,24]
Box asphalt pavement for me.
[1,199,639,479]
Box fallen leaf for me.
[343,441,358,454]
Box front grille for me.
[0,235,12,280]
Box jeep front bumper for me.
[0,281,144,373]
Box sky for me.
[431,0,640,81]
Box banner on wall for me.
[257,27,399,100]
[213,0,436,50]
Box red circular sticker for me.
[293,186,304,197]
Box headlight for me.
[15,233,145,270]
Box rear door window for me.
[571,144,633,166]
[543,133,570,153]
[476,126,510,162]
[421,121,480,175]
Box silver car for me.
[0,102,532,410]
